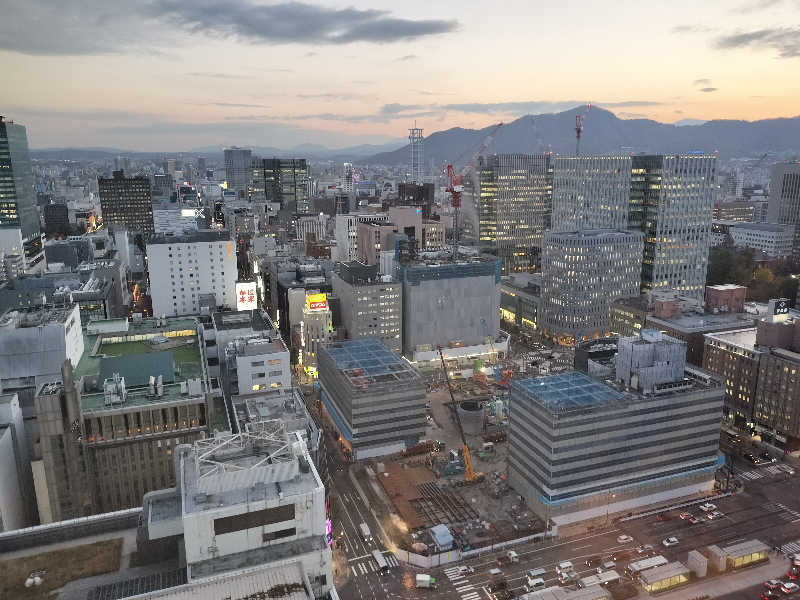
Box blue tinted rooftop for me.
[513,372,623,413]
[324,338,419,386]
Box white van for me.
[525,576,546,592]
[506,550,519,563]
[556,561,574,574]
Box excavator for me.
[437,346,484,484]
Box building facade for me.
[768,163,800,268]
[729,222,794,258]
[331,261,402,353]
[540,229,644,345]
[631,154,716,301]
[98,170,154,236]
[318,338,426,460]
[146,230,237,317]
[0,118,43,270]
[224,147,252,201]
[251,158,310,215]
[477,153,553,272]
[509,333,723,525]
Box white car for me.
[458,566,474,575]
[617,534,634,543]
[699,502,717,512]
[781,581,799,594]
[662,537,679,547]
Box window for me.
[262,527,296,543]
[214,504,295,535]
[253,372,266,379]
[251,360,265,367]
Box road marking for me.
[359,563,367,575]
[349,554,371,561]
[351,567,358,577]
[462,593,480,600]
[574,544,592,550]
[456,584,474,592]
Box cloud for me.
[188,72,251,79]
[699,87,718,92]
[440,101,581,115]
[208,102,270,108]
[296,93,363,100]
[395,54,417,61]
[693,78,712,85]
[671,24,713,34]
[0,0,457,55]
[714,27,800,58]
[351,80,374,84]
[737,0,785,13]
[379,103,425,115]
[304,51,317,57]
[151,0,458,45]
[600,100,664,107]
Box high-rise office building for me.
[550,154,716,302]
[251,158,310,216]
[478,153,552,272]
[0,117,42,270]
[224,146,252,201]
[768,162,800,268]
[551,155,632,231]
[540,229,644,345]
[631,154,716,300]
[98,170,154,235]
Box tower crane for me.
[446,122,504,257]
[437,346,483,484]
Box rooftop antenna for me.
[575,102,592,156]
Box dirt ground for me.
[0,538,123,600]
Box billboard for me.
[306,292,328,311]
[236,281,257,311]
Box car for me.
[679,512,692,520]
[766,580,781,590]
[762,591,779,599]
[788,570,800,581]
[662,537,679,547]
[617,534,634,543]
[458,566,474,575]
[596,567,605,575]
[635,545,647,554]
[656,512,671,521]
[781,581,799,594]
[699,502,717,512]
[688,517,701,525]
[744,452,760,464]
[707,510,724,520]
[760,451,777,463]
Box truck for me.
[359,522,372,543]
[415,574,437,589]
[488,568,507,592]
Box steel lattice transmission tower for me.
[408,121,424,184]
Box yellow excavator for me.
[437,346,484,484]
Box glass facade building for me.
[251,158,310,215]
[478,154,552,273]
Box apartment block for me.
[146,230,236,317]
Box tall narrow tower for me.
[408,122,424,184]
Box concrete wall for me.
[403,272,499,353]
[0,428,26,531]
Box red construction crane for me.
[446,121,503,209]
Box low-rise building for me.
[500,273,540,333]
[319,338,426,460]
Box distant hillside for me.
[365,106,800,165]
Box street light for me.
[605,492,616,523]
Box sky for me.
[1,0,799,151]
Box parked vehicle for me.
[662,537,679,547]
[699,502,717,512]
[416,574,437,589]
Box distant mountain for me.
[364,106,800,166]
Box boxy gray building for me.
[318,338,426,460]
[508,332,724,526]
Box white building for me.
[225,336,291,393]
[333,213,389,262]
[140,426,333,596]
[729,223,794,258]
[146,230,237,317]
[0,393,33,530]
[0,303,84,393]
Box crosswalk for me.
[738,463,794,481]
[349,553,400,578]
[442,566,482,600]
[782,539,800,555]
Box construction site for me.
[352,348,546,557]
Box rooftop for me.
[323,338,421,389]
[638,561,690,584]
[722,539,769,557]
[704,328,759,351]
[513,372,623,413]
[148,230,231,245]
[211,309,275,333]
[647,310,756,333]
[0,303,78,328]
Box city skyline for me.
[2,0,800,150]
